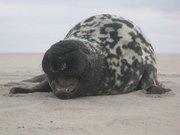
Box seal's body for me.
[10,14,170,99]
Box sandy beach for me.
[0,53,180,135]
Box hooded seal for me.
[10,14,170,99]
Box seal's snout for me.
[49,62,67,73]
[41,39,92,99]
[42,40,89,77]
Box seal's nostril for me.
[50,67,58,73]
[58,63,67,71]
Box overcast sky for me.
[0,0,180,53]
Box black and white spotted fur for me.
[65,14,158,94]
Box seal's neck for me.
[62,38,104,95]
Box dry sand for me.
[0,53,180,135]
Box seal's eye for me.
[82,48,90,54]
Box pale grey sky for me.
[0,0,180,53]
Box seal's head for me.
[42,40,100,99]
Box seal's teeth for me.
[59,88,70,92]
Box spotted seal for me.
[10,14,170,99]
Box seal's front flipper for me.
[9,80,52,94]
[22,74,46,83]
[10,87,33,94]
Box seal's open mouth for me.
[53,76,79,94]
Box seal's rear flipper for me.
[9,80,52,94]
[138,65,171,94]
[146,85,171,94]
[22,74,46,83]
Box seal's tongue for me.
[56,76,78,88]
